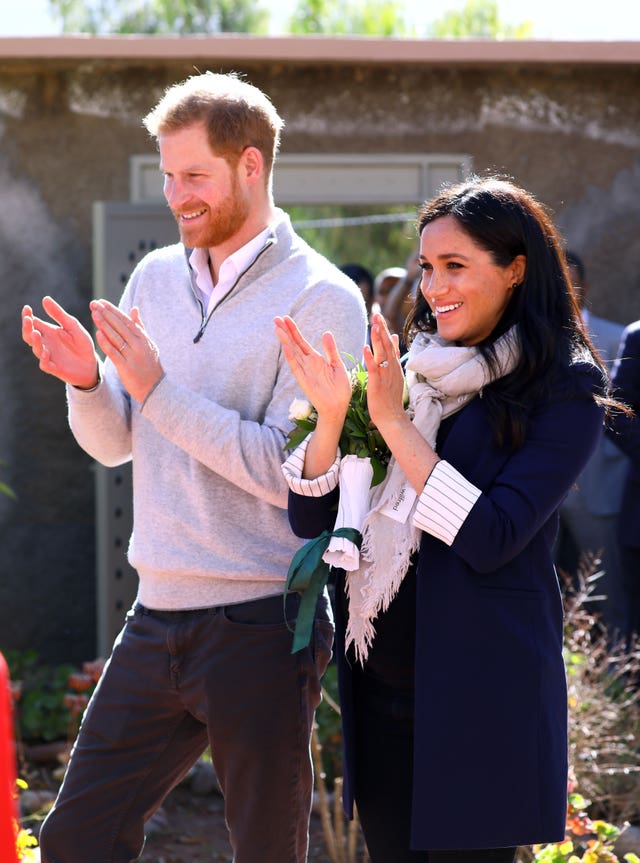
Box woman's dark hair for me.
[404,175,608,448]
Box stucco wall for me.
[1,45,639,663]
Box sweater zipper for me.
[192,239,274,344]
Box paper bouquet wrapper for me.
[322,454,373,571]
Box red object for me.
[0,653,18,863]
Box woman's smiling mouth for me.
[435,302,463,316]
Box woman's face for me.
[419,215,525,346]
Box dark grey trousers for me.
[39,592,333,863]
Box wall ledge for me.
[0,34,638,65]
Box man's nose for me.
[164,177,187,209]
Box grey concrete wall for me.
[1,54,639,664]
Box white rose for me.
[288,398,314,422]
[402,377,410,408]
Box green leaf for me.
[591,819,620,840]
[343,415,364,432]
[284,427,313,451]
[354,404,369,427]
[342,429,367,443]
[294,418,317,432]
[370,456,388,487]
[568,792,587,809]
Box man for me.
[556,250,629,634]
[606,320,640,643]
[21,72,367,863]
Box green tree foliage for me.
[428,0,533,38]
[286,205,417,283]
[288,0,410,36]
[48,0,270,34]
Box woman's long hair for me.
[404,176,607,448]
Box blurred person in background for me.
[606,319,640,645]
[555,250,629,636]
[341,262,375,318]
[371,265,406,319]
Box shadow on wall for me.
[558,158,640,324]
[0,153,97,665]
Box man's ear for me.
[240,146,264,186]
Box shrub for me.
[4,651,104,746]
[562,557,640,827]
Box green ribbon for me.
[285,527,363,654]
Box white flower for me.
[402,377,410,408]
[288,397,314,422]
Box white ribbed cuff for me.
[281,436,341,497]
[413,460,481,545]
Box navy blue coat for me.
[606,320,640,547]
[289,361,604,850]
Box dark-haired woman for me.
[275,177,613,863]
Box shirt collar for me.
[189,225,271,294]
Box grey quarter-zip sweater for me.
[67,208,367,610]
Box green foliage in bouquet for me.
[284,358,392,487]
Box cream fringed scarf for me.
[345,328,520,663]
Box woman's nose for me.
[422,271,445,300]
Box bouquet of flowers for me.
[283,360,405,653]
[285,359,392,486]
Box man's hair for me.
[143,72,284,179]
[341,263,374,294]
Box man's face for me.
[158,122,251,249]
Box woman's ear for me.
[511,254,526,287]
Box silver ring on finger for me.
[120,342,128,352]
[378,360,389,368]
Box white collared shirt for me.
[189,225,271,314]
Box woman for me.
[275,177,610,863]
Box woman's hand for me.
[363,313,406,432]
[365,314,440,493]
[275,315,352,422]
[275,315,354,479]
